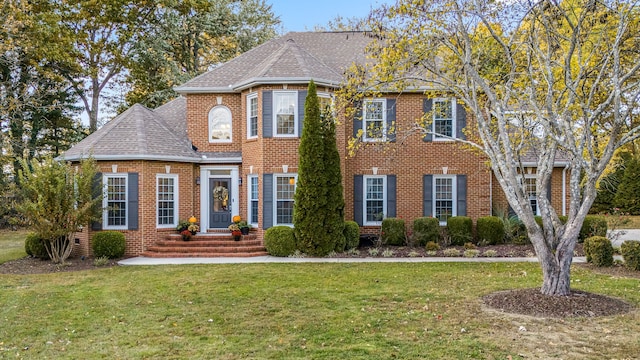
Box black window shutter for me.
[353,100,362,138]
[263,91,272,138]
[354,175,363,226]
[457,175,467,216]
[456,100,466,140]
[298,90,307,135]
[423,175,433,217]
[387,175,397,217]
[91,173,103,231]
[128,173,139,230]
[386,99,396,142]
[263,174,273,229]
[423,99,433,142]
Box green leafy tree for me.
[124,0,279,109]
[343,0,640,295]
[614,157,640,214]
[17,156,102,263]
[294,81,335,256]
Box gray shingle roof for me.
[61,97,241,163]
[175,32,372,93]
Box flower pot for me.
[240,227,250,235]
[231,230,242,241]
[233,235,241,241]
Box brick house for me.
[62,32,569,257]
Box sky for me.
[267,0,391,32]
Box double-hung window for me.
[364,175,386,224]
[433,175,456,225]
[363,99,386,141]
[523,176,540,215]
[274,91,297,136]
[157,174,178,227]
[247,93,258,138]
[248,175,259,226]
[275,175,296,225]
[433,98,456,139]
[104,174,127,229]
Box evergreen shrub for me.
[412,217,440,246]
[264,226,297,257]
[584,236,613,267]
[381,218,405,246]
[621,241,640,271]
[579,216,607,242]
[447,216,473,246]
[343,221,360,250]
[476,216,504,245]
[92,231,126,259]
[25,233,49,259]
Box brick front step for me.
[139,252,268,258]
[142,232,267,258]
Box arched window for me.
[209,106,232,142]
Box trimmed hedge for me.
[264,226,297,257]
[25,233,49,259]
[343,221,360,250]
[621,241,640,271]
[476,216,504,245]
[579,216,607,242]
[412,217,440,246]
[381,218,406,246]
[584,236,613,267]
[92,231,126,259]
[447,216,473,246]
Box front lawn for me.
[1,261,639,358]
[0,229,27,264]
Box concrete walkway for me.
[609,229,640,247]
[118,255,588,266]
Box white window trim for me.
[247,93,258,139]
[363,175,387,226]
[156,174,178,228]
[247,175,259,227]
[362,99,387,142]
[522,174,541,216]
[318,92,334,117]
[433,175,457,226]
[432,98,456,141]
[103,173,128,230]
[273,91,298,138]
[208,105,233,143]
[273,173,297,226]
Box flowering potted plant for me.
[180,229,192,241]
[228,223,241,241]
[187,216,199,235]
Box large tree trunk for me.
[539,250,573,296]
[530,225,579,296]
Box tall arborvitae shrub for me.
[322,101,346,252]
[614,157,640,214]
[293,81,335,256]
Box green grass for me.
[1,265,639,358]
[0,229,27,264]
[1,232,640,359]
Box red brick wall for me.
[74,160,198,258]
[75,85,570,257]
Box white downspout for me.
[562,165,569,216]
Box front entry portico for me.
[200,166,239,230]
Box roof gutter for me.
[175,77,341,94]
[58,154,242,164]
